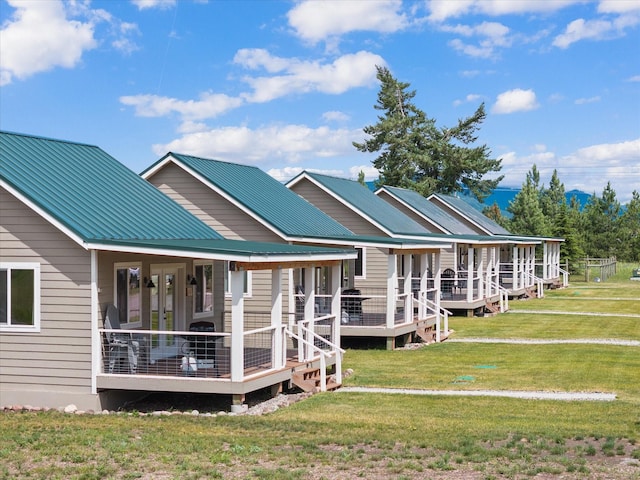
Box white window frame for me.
[224,261,252,298]
[0,262,41,333]
[355,247,366,280]
[193,261,214,319]
[113,262,142,328]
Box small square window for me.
[0,263,40,332]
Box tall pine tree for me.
[507,165,549,236]
[354,66,503,201]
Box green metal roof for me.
[1,131,359,259]
[378,186,478,235]
[144,153,356,239]
[431,193,512,236]
[0,131,222,242]
[292,172,437,237]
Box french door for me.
[150,265,184,361]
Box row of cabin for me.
[0,131,566,411]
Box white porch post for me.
[287,268,295,329]
[543,242,549,280]
[487,247,500,295]
[434,251,442,341]
[271,268,284,370]
[230,269,245,382]
[494,247,501,293]
[419,253,429,319]
[467,247,475,303]
[386,252,397,329]
[528,246,534,286]
[478,247,485,301]
[91,250,99,393]
[512,246,519,291]
[331,263,342,384]
[302,266,316,360]
[403,254,412,323]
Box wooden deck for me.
[96,347,321,396]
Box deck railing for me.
[489,280,510,312]
[415,291,451,342]
[288,314,344,390]
[100,328,228,378]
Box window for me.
[223,261,251,297]
[193,262,213,316]
[114,264,141,327]
[0,263,40,332]
[354,247,365,279]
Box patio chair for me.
[103,304,140,374]
[441,268,456,299]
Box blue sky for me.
[1,0,639,204]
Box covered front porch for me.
[341,248,449,348]
[94,239,355,411]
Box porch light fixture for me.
[143,277,155,288]
[187,274,198,286]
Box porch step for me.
[415,321,437,343]
[484,301,500,315]
[524,287,537,299]
[291,367,340,393]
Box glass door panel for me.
[150,267,181,362]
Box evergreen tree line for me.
[485,165,640,266]
[354,66,639,267]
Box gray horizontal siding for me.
[290,180,387,237]
[0,187,93,394]
[149,163,282,243]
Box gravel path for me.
[336,386,616,401]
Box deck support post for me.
[231,393,247,413]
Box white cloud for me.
[287,0,408,45]
[442,21,512,58]
[234,49,385,103]
[497,138,640,203]
[491,88,539,114]
[598,0,640,14]
[453,93,484,106]
[628,75,640,82]
[131,0,176,10]
[120,92,243,120]
[553,10,640,48]
[348,165,380,181]
[427,0,582,22]
[575,96,601,105]
[322,111,350,122]
[151,124,364,165]
[0,0,97,86]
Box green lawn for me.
[451,312,640,340]
[1,271,639,479]
[343,343,640,400]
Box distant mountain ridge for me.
[366,182,592,218]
